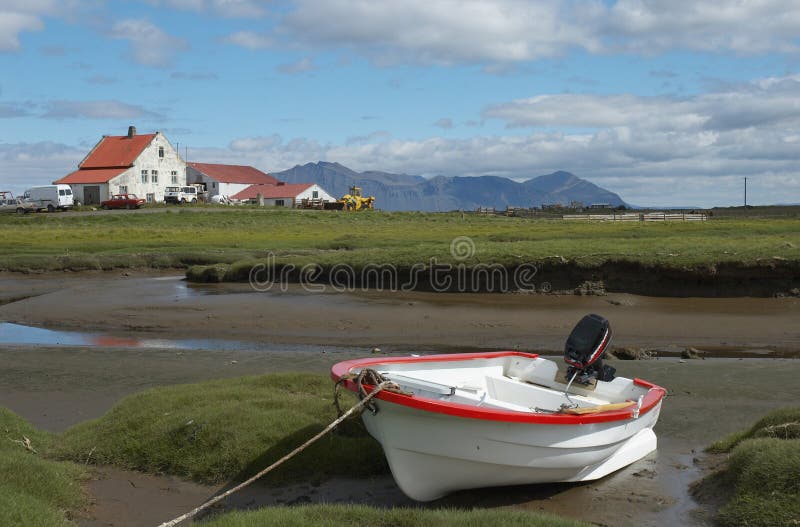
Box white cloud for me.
[604,0,800,54]
[483,76,800,132]
[170,71,219,80]
[0,1,88,52]
[253,0,800,65]
[434,118,454,129]
[110,18,187,67]
[0,141,85,193]
[280,0,595,65]
[148,0,268,18]
[0,12,43,51]
[0,102,31,117]
[222,30,273,50]
[42,100,163,120]
[277,57,316,75]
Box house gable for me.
[80,134,157,169]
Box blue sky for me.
[1,1,800,206]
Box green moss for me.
[199,504,591,527]
[52,373,387,485]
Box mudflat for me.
[1,272,799,353]
[1,271,798,526]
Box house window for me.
[146,193,155,203]
[312,190,319,199]
[170,171,178,184]
[275,199,285,207]
[152,170,158,183]
[119,185,128,194]
[141,170,148,183]
[158,146,164,158]
[212,182,217,188]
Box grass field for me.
[1,208,798,273]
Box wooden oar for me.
[562,401,635,415]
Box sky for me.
[1,0,799,207]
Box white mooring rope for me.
[156,378,394,527]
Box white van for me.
[24,185,74,212]
[164,186,199,204]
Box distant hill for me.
[273,162,626,211]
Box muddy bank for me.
[189,259,800,297]
[2,271,798,525]
[1,273,799,353]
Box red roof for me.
[54,168,128,184]
[232,183,312,201]
[188,163,279,185]
[81,134,157,168]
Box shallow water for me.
[0,321,354,354]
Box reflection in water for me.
[0,322,346,353]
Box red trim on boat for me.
[331,352,666,425]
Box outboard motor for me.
[564,314,616,384]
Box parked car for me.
[0,196,36,214]
[100,194,146,210]
[23,184,74,212]
[164,186,198,204]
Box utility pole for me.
[744,177,747,207]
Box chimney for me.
[127,125,136,138]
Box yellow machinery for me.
[339,186,375,211]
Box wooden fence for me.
[563,212,707,222]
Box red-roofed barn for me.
[187,162,279,199]
[54,126,185,205]
[231,182,336,207]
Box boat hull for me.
[363,397,661,501]
[331,351,665,501]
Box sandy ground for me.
[1,271,799,526]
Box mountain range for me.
[273,162,626,211]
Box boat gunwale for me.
[331,351,666,425]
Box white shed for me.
[232,183,336,207]
[186,163,279,199]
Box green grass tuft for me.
[52,373,387,485]
[698,407,800,527]
[716,438,800,527]
[199,504,591,527]
[0,408,86,526]
[707,407,800,452]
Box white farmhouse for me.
[186,163,279,199]
[231,182,336,207]
[55,126,185,204]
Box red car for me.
[101,194,146,210]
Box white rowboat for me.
[332,316,665,501]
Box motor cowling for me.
[564,314,616,383]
